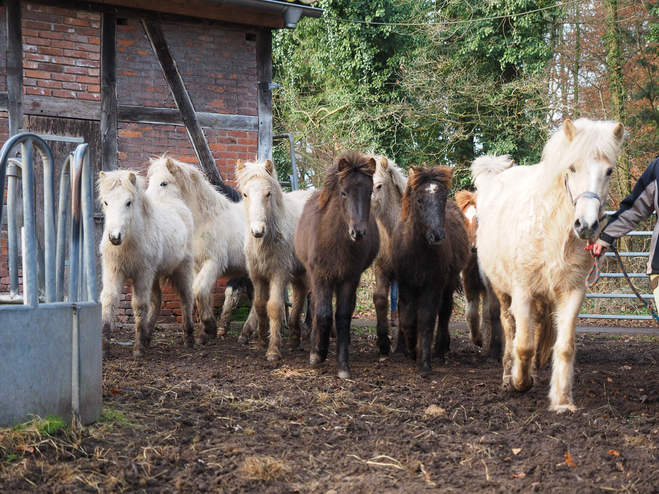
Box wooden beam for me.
[256,27,272,161]
[6,0,23,136]
[0,93,259,131]
[141,19,225,187]
[100,13,118,171]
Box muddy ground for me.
[1,321,659,493]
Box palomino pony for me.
[295,151,379,379]
[236,159,312,360]
[392,166,468,375]
[370,155,408,356]
[98,170,196,356]
[146,157,257,343]
[474,119,625,412]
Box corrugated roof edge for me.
[218,0,323,28]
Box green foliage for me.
[15,415,68,436]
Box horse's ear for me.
[264,159,275,176]
[165,157,176,174]
[99,171,105,180]
[564,120,578,142]
[408,166,416,182]
[612,123,625,143]
[338,157,349,173]
[366,157,376,176]
[380,156,388,169]
[237,159,245,172]
[128,172,137,185]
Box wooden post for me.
[6,0,23,136]
[257,27,273,161]
[141,19,225,187]
[100,13,118,171]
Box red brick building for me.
[0,0,322,323]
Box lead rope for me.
[609,245,659,325]
[585,255,601,288]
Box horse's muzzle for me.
[574,218,599,240]
[109,232,123,245]
[428,230,445,245]
[350,227,367,242]
[251,225,266,238]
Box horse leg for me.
[144,278,162,349]
[252,278,270,351]
[335,279,359,379]
[484,280,503,362]
[131,276,154,357]
[265,275,287,361]
[433,285,454,364]
[302,293,313,339]
[193,260,219,340]
[496,290,516,389]
[548,289,584,412]
[396,285,417,359]
[509,287,535,393]
[464,278,482,348]
[238,305,259,345]
[289,276,308,349]
[218,278,243,336]
[372,266,392,356]
[417,290,439,376]
[171,260,196,349]
[100,271,127,357]
[310,280,333,366]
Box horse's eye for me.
[243,193,247,198]
[266,191,272,197]
[416,197,422,205]
[103,201,108,206]
[606,168,613,176]
[160,181,168,187]
[570,165,576,173]
[126,201,132,207]
[375,184,382,190]
[341,190,348,198]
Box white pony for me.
[146,157,257,342]
[98,169,196,357]
[236,159,312,360]
[474,119,625,412]
[370,155,408,355]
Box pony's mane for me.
[319,151,376,209]
[401,166,453,219]
[470,154,515,182]
[371,154,407,196]
[541,119,624,175]
[97,169,146,199]
[236,159,281,190]
[455,190,476,212]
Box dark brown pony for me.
[455,190,502,360]
[295,151,379,379]
[392,165,468,376]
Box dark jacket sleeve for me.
[599,157,659,246]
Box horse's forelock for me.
[410,166,452,192]
[98,170,145,199]
[236,159,279,191]
[455,190,476,212]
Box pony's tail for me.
[470,154,515,197]
[535,301,556,369]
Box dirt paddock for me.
[1,322,659,493]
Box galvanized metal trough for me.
[0,134,102,426]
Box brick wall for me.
[0,4,261,327]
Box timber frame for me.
[0,0,323,185]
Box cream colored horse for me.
[146,157,257,343]
[370,155,408,355]
[98,169,196,357]
[473,119,625,412]
[237,159,312,360]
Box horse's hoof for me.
[195,334,209,346]
[378,337,391,356]
[184,339,194,349]
[133,344,146,358]
[290,337,301,349]
[338,368,352,380]
[501,374,513,391]
[266,352,281,362]
[512,376,534,393]
[471,336,483,348]
[310,352,325,366]
[218,328,227,337]
[237,335,249,345]
[432,353,445,364]
[550,403,578,413]
[418,362,432,378]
